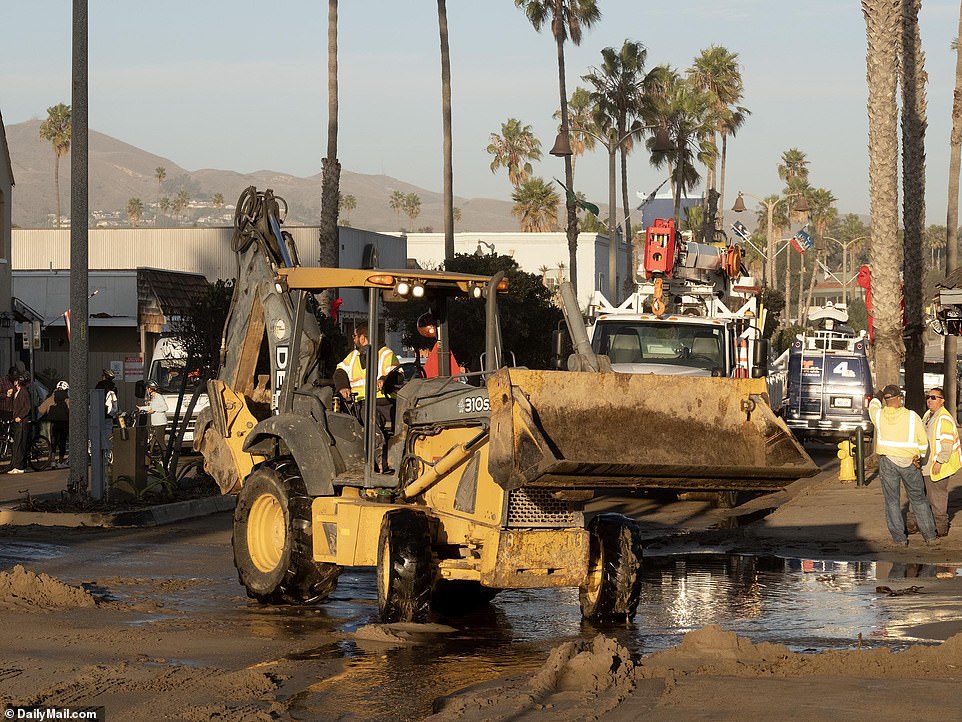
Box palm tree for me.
[687,46,749,228]
[159,196,171,225]
[438,0,455,263]
[801,187,838,324]
[777,147,812,315]
[212,193,224,209]
[338,193,356,226]
[318,0,340,314]
[155,166,166,200]
[403,193,422,232]
[646,69,715,226]
[582,39,653,254]
[486,118,542,188]
[389,190,405,229]
[554,87,597,173]
[901,0,927,411]
[38,103,71,228]
[126,197,144,227]
[174,189,190,223]
[453,207,462,224]
[863,0,902,385]
[512,177,561,232]
[945,9,962,412]
[516,0,602,296]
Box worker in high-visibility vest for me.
[868,384,938,546]
[334,322,400,472]
[906,387,961,538]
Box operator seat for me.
[608,331,641,364]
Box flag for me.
[731,221,750,241]
[554,179,601,216]
[64,309,71,342]
[791,228,813,253]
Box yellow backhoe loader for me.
[197,187,818,624]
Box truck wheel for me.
[579,513,643,623]
[233,459,340,605]
[377,508,433,623]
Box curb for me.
[0,494,236,528]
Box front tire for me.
[232,458,340,604]
[580,513,643,623]
[377,508,433,623]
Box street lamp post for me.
[822,236,868,307]
[732,191,810,289]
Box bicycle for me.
[0,419,52,472]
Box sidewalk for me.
[0,465,234,528]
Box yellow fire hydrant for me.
[837,440,856,482]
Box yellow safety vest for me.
[923,406,962,481]
[336,346,399,401]
[869,399,928,459]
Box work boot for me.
[906,516,920,535]
[937,524,950,538]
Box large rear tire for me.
[377,508,433,623]
[232,458,340,604]
[579,513,643,623]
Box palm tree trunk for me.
[784,245,792,325]
[557,34,579,296]
[863,0,903,386]
[619,144,632,290]
[439,0,454,265]
[901,0,927,412]
[719,132,729,234]
[318,0,340,316]
[803,250,820,324]
[54,153,61,228]
[945,0,962,414]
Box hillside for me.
[4,119,519,232]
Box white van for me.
[141,337,209,445]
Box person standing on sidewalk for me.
[138,380,168,461]
[869,383,937,546]
[39,381,70,469]
[908,387,961,537]
[7,374,32,474]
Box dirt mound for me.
[0,564,97,611]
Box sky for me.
[2,1,962,222]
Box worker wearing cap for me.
[138,380,169,460]
[868,383,937,546]
[909,387,961,537]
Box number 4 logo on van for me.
[832,361,856,378]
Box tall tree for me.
[438,0,455,265]
[512,177,561,232]
[403,193,422,232]
[318,0,340,313]
[212,192,224,209]
[338,194,356,226]
[389,190,405,229]
[582,39,654,270]
[944,8,962,414]
[901,0,927,412]
[39,103,71,228]
[863,0,903,386]
[687,45,749,230]
[154,166,166,201]
[516,0,601,296]
[778,148,811,316]
[126,197,144,227]
[486,118,542,188]
[802,187,838,324]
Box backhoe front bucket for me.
[487,368,818,492]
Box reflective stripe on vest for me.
[871,401,927,457]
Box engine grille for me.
[505,487,582,529]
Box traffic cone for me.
[735,339,749,378]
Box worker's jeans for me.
[878,455,937,543]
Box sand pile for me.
[0,564,98,611]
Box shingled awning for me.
[138,268,210,334]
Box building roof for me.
[137,268,210,334]
[0,108,13,187]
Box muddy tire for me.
[579,513,643,623]
[431,580,500,613]
[377,508,433,623]
[232,458,340,605]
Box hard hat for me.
[56,380,69,391]
[417,312,437,339]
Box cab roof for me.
[276,267,506,295]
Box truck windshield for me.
[149,359,203,394]
[593,322,725,371]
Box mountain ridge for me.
[4,119,520,232]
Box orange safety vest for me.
[337,346,399,401]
